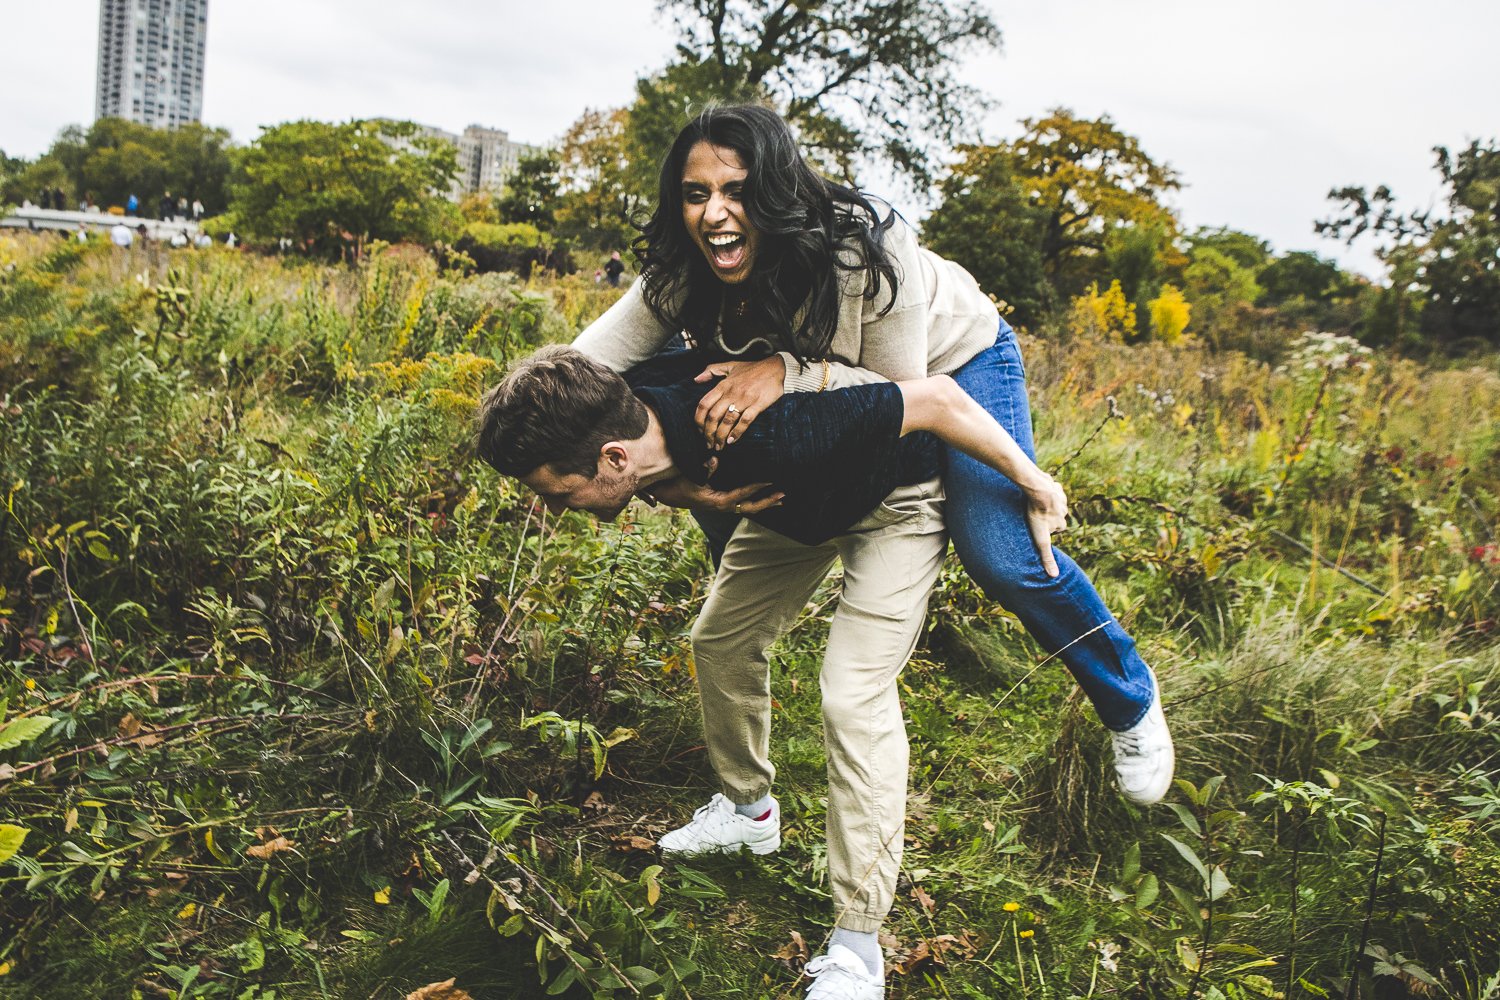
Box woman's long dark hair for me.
[633,104,898,363]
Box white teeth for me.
[707,233,740,246]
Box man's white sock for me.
[735,793,774,821]
[829,927,882,978]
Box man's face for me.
[520,454,639,522]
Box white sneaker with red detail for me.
[804,945,884,999]
[657,793,781,856]
[1111,669,1175,805]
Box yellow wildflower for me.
[1003,901,1020,912]
[1020,929,1035,939]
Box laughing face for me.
[681,141,759,285]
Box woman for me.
[572,103,1172,990]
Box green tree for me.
[1,119,233,213]
[227,119,459,256]
[1257,250,1349,307]
[1005,109,1180,295]
[656,0,1000,184]
[925,110,1178,324]
[1105,221,1181,328]
[922,145,1050,326]
[497,152,560,230]
[0,148,35,207]
[554,109,641,252]
[1318,139,1500,353]
[1187,226,1271,272]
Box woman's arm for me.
[898,375,1069,577]
[571,279,678,372]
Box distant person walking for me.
[192,198,204,220]
[604,249,625,287]
[51,186,66,211]
[159,191,175,220]
[126,193,139,216]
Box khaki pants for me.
[689,478,947,932]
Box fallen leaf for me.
[116,712,162,749]
[374,886,391,904]
[405,979,473,1000]
[610,835,657,853]
[771,930,810,969]
[245,835,297,860]
[581,791,608,812]
[911,884,936,914]
[889,932,979,976]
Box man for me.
[476,345,1105,999]
[604,250,626,288]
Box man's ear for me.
[598,441,631,473]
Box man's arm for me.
[897,375,1069,577]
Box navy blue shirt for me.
[625,352,939,545]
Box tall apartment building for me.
[96,0,209,128]
[457,125,544,195]
[395,122,545,200]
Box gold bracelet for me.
[815,359,830,392]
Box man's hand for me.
[645,477,785,515]
[694,355,786,451]
[1021,475,1070,578]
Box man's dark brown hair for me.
[475,345,649,478]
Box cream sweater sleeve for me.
[780,211,931,393]
[570,279,678,373]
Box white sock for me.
[735,793,774,820]
[829,927,882,978]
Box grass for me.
[0,231,1497,999]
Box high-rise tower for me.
[96,0,208,128]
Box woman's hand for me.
[1021,474,1070,578]
[646,477,785,515]
[694,355,787,450]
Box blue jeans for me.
[946,320,1154,731]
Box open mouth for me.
[704,231,747,272]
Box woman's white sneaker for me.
[1110,670,1175,805]
[657,793,781,856]
[804,944,885,999]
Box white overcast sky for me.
[4,0,1496,278]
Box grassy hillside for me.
[1,232,1497,999]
